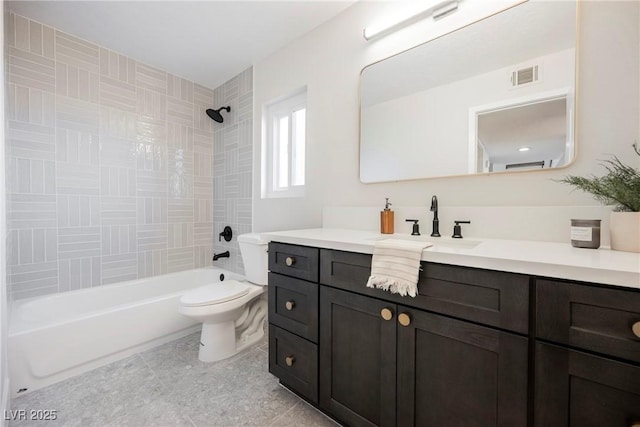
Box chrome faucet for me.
[430,195,441,237]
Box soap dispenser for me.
[380,198,394,234]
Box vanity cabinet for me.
[267,243,320,404]
[267,241,640,427]
[535,280,640,426]
[318,249,529,427]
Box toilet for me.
[179,233,268,362]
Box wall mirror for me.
[360,0,577,183]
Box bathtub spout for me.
[212,251,230,261]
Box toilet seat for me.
[180,280,251,307]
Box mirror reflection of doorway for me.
[469,90,573,173]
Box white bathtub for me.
[8,267,244,397]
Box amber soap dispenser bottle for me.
[380,198,394,234]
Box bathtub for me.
[9,267,245,397]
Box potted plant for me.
[559,143,640,252]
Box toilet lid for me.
[180,280,251,307]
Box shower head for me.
[206,106,231,123]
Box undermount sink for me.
[367,234,482,249]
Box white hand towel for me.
[366,239,432,297]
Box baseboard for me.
[1,377,10,427]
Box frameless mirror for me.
[360,0,577,183]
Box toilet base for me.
[197,297,267,363]
[198,321,236,362]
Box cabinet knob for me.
[285,356,295,367]
[285,256,296,267]
[285,300,295,311]
[633,321,640,339]
[380,308,393,321]
[398,313,411,327]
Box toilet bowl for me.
[178,233,269,362]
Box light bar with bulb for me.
[363,0,460,41]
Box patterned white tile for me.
[8,194,57,229]
[100,197,137,225]
[137,197,168,225]
[167,123,194,151]
[56,163,100,195]
[8,46,55,92]
[167,247,194,273]
[55,31,100,73]
[8,261,58,299]
[135,63,167,94]
[101,167,136,197]
[100,75,137,112]
[56,129,99,164]
[58,257,101,291]
[56,96,100,133]
[7,120,56,160]
[167,97,194,127]
[101,253,138,285]
[168,223,194,249]
[137,224,168,252]
[102,225,137,256]
[137,89,166,120]
[58,227,101,259]
[57,195,100,227]
[168,199,194,223]
[138,250,167,278]
[167,74,193,102]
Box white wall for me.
[253,1,639,233]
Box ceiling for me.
[7,0,356,89]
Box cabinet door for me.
[535,342,640,427]
[319,286,396,427]
[397,308,528,427]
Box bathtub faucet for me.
[212,251,230,261]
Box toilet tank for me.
[237,233,269,285]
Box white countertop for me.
[261,228,640,290]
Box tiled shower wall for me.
[211,68,253,275]
[5,12,217,300]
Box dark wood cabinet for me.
[267,243,320,404]
[397,308,528,427]
[318,268,528,427]
[535,279,640,427]
[319,286,397,427]
[535,342,640,427]
[267,241,640,427]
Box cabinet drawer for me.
[269,325,318,404]
[320,249,529,334]
[268,273,319,343]
[537,279,640,363]
[269,242,319,282]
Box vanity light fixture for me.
[363,0,460,41]
[519,147,531,152]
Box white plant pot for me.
[609,211,640,253]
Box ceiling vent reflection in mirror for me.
[511,65,540,87]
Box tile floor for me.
[10,332,338,427]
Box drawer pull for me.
[285,300,296,311]
[285,256,296,267]
[398,313,411,327]
[285,356,295,367]
[380,308,393,321]
[633,321,640,339]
